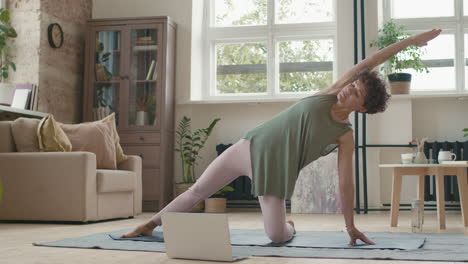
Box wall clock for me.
[48,23,64,48]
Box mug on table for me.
[438,151,456,163]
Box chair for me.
[0,121,142,222]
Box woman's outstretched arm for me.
[317,29,442,95]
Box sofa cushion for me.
[99,113,128,164]
[0,121,15,152]
[61,121,117,169]
[11,118,40,152]
[37,115,72,152]
[96,170,136,193]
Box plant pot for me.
[387,73,412,94]
[205,198,227,213]
[174,183,204,212]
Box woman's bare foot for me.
[287,220,296,235]
[121,221,157,238]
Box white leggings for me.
[150,139,295,243]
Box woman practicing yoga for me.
[123,29,441,245]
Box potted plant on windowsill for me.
[174,116,221,212]
[371,20,429,94]
[0,8,17,107]
[205,186,235,213]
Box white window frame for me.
[201,0,352,102]
[382,0,467,94]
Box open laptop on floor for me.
[161,212,248,262]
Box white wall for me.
[92,0,468,208]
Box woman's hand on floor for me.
[346,226,376,246]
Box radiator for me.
[423,141,467,202]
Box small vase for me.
[414,152,428,164]
[136,111,148,126]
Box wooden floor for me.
[1,210,466,264]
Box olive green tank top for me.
[242,94,352,200]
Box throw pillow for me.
[11,118,40,152]
[99,113,128,164]
[37,115,72,152]
[61,121,117,169]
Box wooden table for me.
[379,164,468,230]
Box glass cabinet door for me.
[93,30,122,125]
[128,26,161,129]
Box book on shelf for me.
[29,85,36,110]
[135,40,156,45]
[440,160,468,164]
[152,61,158,81]
[33,85,39,111]
[133,45,158,51]
[11,89,31,109]
[137,36,152,41]
[14,84,36,110]
[146,60,156,80]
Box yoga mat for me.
[34,228,468,262]
[110,229,424,250]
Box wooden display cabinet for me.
[83,17,176,211]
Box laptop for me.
[161,212,248,262]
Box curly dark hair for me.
[357,70,391,114]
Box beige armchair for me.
[0,121,142,222]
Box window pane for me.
[465,0,468,16]
[216,43,267,94]
[214,0,267,27]
[464,34,468,89]
[276,0,333,24]
[279,39,333,93]
[392,0,453,18]
[409,34,454,91]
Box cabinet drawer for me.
[120,133,160,144]
[142,169,160,200]
[123,145,160,168]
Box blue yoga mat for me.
[109,228,424,250]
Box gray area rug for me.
[33,227,468,262]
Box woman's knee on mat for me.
[265,227,294,243]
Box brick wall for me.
[8,0,91,123]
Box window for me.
[384,0,465,93]
[203,0,341,100]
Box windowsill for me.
[178,92,468,105]
[390,92,468,100]
[177,97,303,105]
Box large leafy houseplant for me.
[370,20,429,94]
[175,116,221,184]
[0,8,17,81]
[0,8,16,200]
